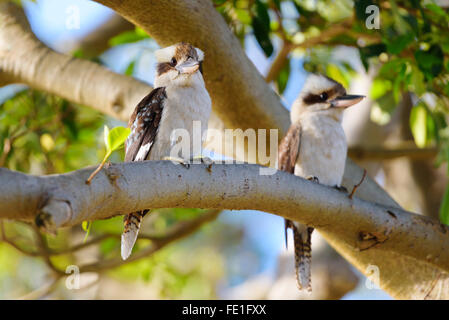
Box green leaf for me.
[359,43,387,71]
[326,64,349,88]
[403,14,419,35]
[82,220,89,232]
[254,0,270,30]
[440,181,449,225]
[410,103,430,148]
[109,29,149,46]
[425,3,449,20]
[360,43,387,58]
[408,65,426,96]
[213,0,227,5]
[276,58,290,94]
[354,0,376,21]
[292,1,315,17]
[235,8,252,25]
[414,44,444,79]
[252,20,273,57]
[125,60,136,76]
[104,125,110,152]
[372,91,396,123]
[252,0,273,57]
[386,33,414,55]
[370,79,392,100]
[392,63,406,103]
[378,58,407,77]
[82,221,93,243]
[135,27,148,37]
[107,126,131,152]
[72,49,85,59]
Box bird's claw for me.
[334,185,348,193]
[162,156,190,169]
[306,176,320,183]
[162,156,215,171]
[190,155,214,172]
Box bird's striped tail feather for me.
[121,210,149,260]
[285,219,314,292]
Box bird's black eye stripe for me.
[171,57,177,66]
[303,91,330,105]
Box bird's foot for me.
[190,155,214,172]
[334,185,348,193]
[162,156,191,169]
[306,176,320,183]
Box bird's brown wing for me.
[125,87,167,162]
[278,122,302,173]
[278,122,302,246]
[278,122,313,291]
[121,87,166,260]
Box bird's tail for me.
[121,209,149,260]
[285,219,314,292]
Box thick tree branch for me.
[1,161,449,299]
[0,3,150,121]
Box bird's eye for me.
[170,57,177,66]
[319,92,328,101]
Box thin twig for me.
[265,41,292,83]
[85,158,108,184]
[349,169,367,199]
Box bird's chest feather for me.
[149,85,211,160]
[295,115,347,186]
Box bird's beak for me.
[176,60,200,75]
[330,95,365,108]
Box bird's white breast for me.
[148,83,211,160]
[295,114,347,186]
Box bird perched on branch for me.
[278,74,364,291]
[121,42,211,260]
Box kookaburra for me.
[121,42,211,260]
[278,74,364,291]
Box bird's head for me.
[154,42,205,88]
[291,74,364,122]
